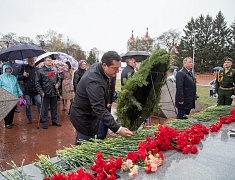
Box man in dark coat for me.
[215,57,235,105]
[18,57,41,124]
[175,57,196,119]
[121,57,136,86]
[97,76,116,139]
[35,56,62,129]
[70,51,133,145]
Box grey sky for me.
[0,0,234,54]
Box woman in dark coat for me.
[175,57,196,119]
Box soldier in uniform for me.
[215,57,235,105]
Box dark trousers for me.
[41,96,58,125]
[75,131,95,145]
[4,106,16,125]
[218,89,233,105]
[97,108,111,140]
[177,108,191,119]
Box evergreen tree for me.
[86,50,96,65]
[178,11,233,73]
[211,11,233,66]
[177,17,197,69]
[230,20,235,62]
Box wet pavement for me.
[0,101,76,171]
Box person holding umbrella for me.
[35,56,62,129]
[121,57,137,86]
[0,65,23,129]
[18,57,41,124]
[215,57,235,105]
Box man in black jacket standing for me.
[121,57,136,86]
[18,57,41,124]
[70,51,133,145]
[35,56,62,129]
[175,57,196,119]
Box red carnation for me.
[48,71,56,78]
[127,151,138,163]
[190,146,198,154]
[145,164,151,174]
[182,147,189,154]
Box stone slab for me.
[1,123,235,180]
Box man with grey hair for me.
[18,57,41,124]
[175,57,196,119]
[121,57,136,86]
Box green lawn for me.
[115,79,121,91]
[196,85,217,107]
[115,79,217,108]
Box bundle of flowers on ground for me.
[33,108,235,180]
[151,124,209,154]
[43,124,211,179]
[209,109,235,132]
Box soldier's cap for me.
[224,57,233,63]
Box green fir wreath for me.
[116,49,170,131]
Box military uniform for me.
[215,68,235,105]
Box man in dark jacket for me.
[35,56,62,129]
[73,60,87,91]
[70,51,133,145]
[121,57,136,86]
[97,76,116,139]
[18,57,41,124]
[175,57,196,119]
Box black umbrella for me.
[121,51,150,62]
[0,44,45,61]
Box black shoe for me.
[27,119,32,124]
[5,125,12,129]
[15,109,20,113]
[52,122,62,126]
[42,124,48,129]
[10,124,14,127]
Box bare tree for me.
[156,29,181,53]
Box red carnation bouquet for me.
[48,71,60,97]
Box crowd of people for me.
[0,51,234,143]
[0,56,88,130]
